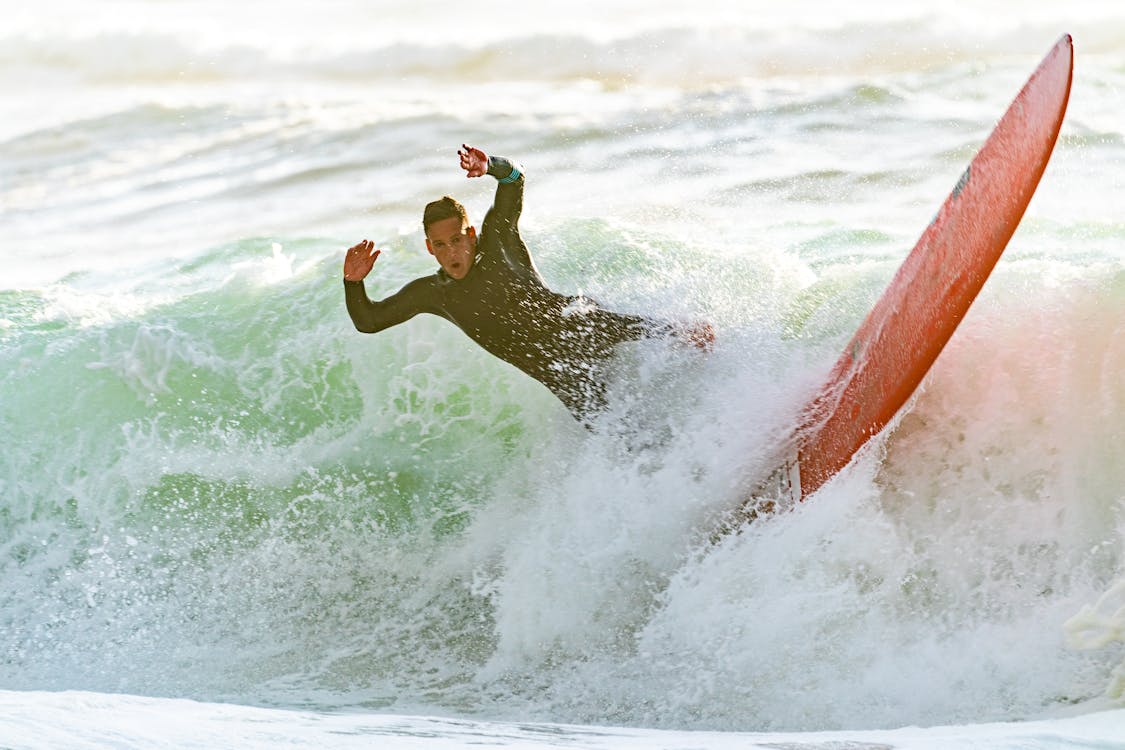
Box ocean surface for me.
[3,1,1125,747]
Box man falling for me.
[343,145,712,423]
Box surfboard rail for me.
[791,34,1074,500]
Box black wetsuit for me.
[343,156,669,421]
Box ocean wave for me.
[2,222,1123,726]
[2,19,1114,88]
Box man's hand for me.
[343,239,381,282]
[459,144,488,178]
[679,321,715,352]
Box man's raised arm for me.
[342,239,432,334]
[460,144,524,232]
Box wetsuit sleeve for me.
[588,307,678,344]
[484,155,524,229]
[479,156,542,279]
[343,276,435,333]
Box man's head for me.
[423,196,477,280]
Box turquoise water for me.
[2,0,1125,742]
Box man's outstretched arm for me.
[485,154,524,228]
[461,145,524,230]
[460,144,540,281]
[342,239,432,333]
[594,307,716,352]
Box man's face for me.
[425,216,477,280]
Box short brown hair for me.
[423,196,468,234]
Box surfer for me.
[342,144,713,423]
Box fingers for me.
[348,239,372,255]
[458,143,487,177]
[346,239,381,263]
[693,323,716,351]
[675,321,715,352]
[343,239,382,282]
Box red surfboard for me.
[789,35,1073,500]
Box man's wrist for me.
[487,155,523,183]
